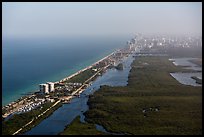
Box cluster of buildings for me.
[39,82,55,94]
[136,34,201,48]
[124,33,202,55]
[17,99,45,113]
[55,82,82,93]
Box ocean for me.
[2,36,129,106]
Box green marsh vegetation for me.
[59,116,107,135]
[62,56,202,135]
[64,68,96,83]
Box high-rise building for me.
[39,84,49,94]
[47,82,55,92]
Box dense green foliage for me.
[64,68,95,83]
[167,46,202,58]
[59,116,107,135]
[62,56,202,135]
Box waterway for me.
[24,53,135,135]
[169,58,202,87]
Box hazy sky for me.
[2,2,202,38]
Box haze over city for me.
[2,2,202,135]
[3,2,202,38]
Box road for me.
[12,100,61,135]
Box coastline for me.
[2,49,117,108]
[2,45,119,107]
[2,47,128,135]
[57,50,116,84]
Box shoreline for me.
[2,47,125,122]
[2,40,132,134]
[2,49,119,135]
[56,50,116,84]
[22,52,133,135]
[2,46,129,134]
[2,50,117,109]
[2,44,132,135]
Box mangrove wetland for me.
[61,56,202,135]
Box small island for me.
[115,63,123,70]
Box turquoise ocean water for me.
[2,36,129,106]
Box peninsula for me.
[2,42,135,135]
